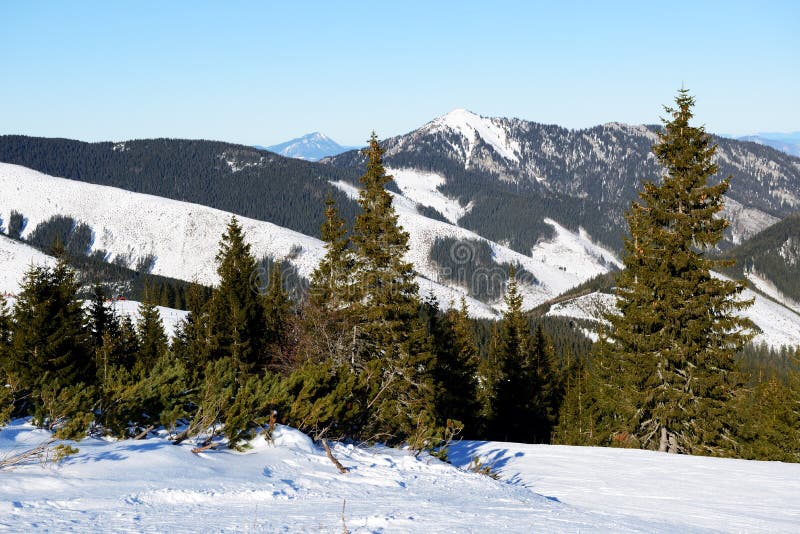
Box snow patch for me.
[430,109,521,163]
[386,167,471,224]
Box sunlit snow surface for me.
[6,421,798,532]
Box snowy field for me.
[1,420,798,533]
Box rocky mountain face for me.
[326,109,800,251]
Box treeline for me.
[0,135,362,239]
[1,127,798,463]
[0,137,571,452]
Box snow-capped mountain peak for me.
[428,108,521,164]
[262,132,356,161]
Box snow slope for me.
[0,163,497,319]
[0,162,326,286]
[449,440,800,533]
[108,299,189,340]
[0,234,54,295]
[332,180,620,314]
[546,288,800,349]
[8,421,795,532]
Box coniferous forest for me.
[1,93,799,463]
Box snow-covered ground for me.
[2,421,798,533]
[449,440,800,533]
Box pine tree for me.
[0,296,14,425]
[487,265,539,442]
[263,260,291,354]
[428,296,481,438]
[592,89,753,455]
[349,134,439,447]
[135,298,169,373]
[87,284,115,350]
[9,260,94,423]
[310,194,351,310]
[208,217,267,374]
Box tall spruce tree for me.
[9,259,94,426]
[592,89,752,455]
[135,298,169,373]
[350,134,439,447]
[427,296,482,438]
[310,194,351,310]
[208,217,267,374]
[488,265,540,442]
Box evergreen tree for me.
[87,284,115,350]
[487,265,539,442]
[427,296,481,438]
[591,89,753,455]
[135,298,169,373]
[262,260,291,355]
[208,217,267,374]
[310,194,352,310]
[0,296,13,425]
[9,260,94,423]
[349,134,439,447]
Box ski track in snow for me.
[6,420,795,532]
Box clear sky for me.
[1,1,797,146]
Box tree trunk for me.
[658,426,668,452]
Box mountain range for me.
[735,132,800,157]
[1,109,799,342]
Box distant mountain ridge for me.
[735,132,800,157]
[263,132,357,161]
[326,109,800,252]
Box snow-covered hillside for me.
[546,286,800,349]
[332,179,620,313]
[2,162,618,318]
[2,420,798,532]
[0,234,55,295]
[0,162,326,286]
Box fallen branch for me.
[133,425,154,440]
[322,439,347,474]
[341,498,348,534]
[191,442,218,454]
[0,438,56,470]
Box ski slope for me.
[1,420,797,532]
[0,234,55,295]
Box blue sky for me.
[1,1,797,146]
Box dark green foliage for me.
[262,260,291,353]
[135,299,169,373]
[429,237,538,302]
[589,90,753,455]
[0,135,362,239]
[7,210,25,239]
[26,215,93,257]
[309,195,352,310]
[486,267,558,443]
[280,359,367,440]
[9,260,94,425]
[735,374,800,462]
[207,217,268,374]
[720,212,800,302]
[423,296,482,438]
[349,135,439,448]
